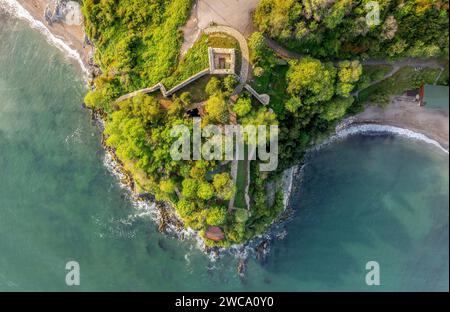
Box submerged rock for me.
[255,239,270,264]
[237,258,247,281]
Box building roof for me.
[205,226,225,241]
[208,47,236,75]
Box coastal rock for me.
[255,239,270,264]
[237,258,247,281]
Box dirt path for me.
[353,59,445,97]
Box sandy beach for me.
[15,0,90,69]
[350,97,449,151]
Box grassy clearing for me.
[234,144,249,209]
[164,33,241,89]
[172,75,213,103]
[357,65,393,90]
[358,66,448,107]
[252,65,290,119]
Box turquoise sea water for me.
[425,85,449,109]
[0,15,448,291]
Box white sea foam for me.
[332,124,449,155]
[0,0,88,77]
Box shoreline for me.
[2,0,92,75]
[5,0,447,154]
[2,0,448,262]
[346,97,449,152]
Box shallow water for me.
[0,14,448,291]
[425,85,449,109]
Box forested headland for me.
[80,0,449,248]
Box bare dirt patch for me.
[180,0,260,55]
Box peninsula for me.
[14,0,449,249]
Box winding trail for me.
[266,37,445,97]
[353,59,444,97]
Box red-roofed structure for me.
[205,226,225,241]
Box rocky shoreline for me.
[5,0,293,269]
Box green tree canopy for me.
[232,97,252,117]
[286,57,336,105]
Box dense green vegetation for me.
[164,33,241,89]
[82,0,448,248]
[248,32,362,170]
[358,65,449,106]
[254,0,449,59]
[80,0,284,246]
[82,0,194,111]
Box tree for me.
[206,206,227,226]
[241,107,278,127]
[177,199,197,218]
[205,77,222,96]
[84,90,108,109]
[248,31,267,62]
[213,172,236,200]
[197,182,214,200]
[232,97,252,117]
[253,0,449,59]
[179,92,192,107]
[182,178,198,198]
[223,75,238,93]
[159,179,176,194]
[286,58,336,105]
[132,93,161,123]
[321,97,354,122]
[336,60,362,97]
[285,97,302,114]
[205,94,229,123]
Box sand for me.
[180,0,261,55]
[16,0,90,68]
[351,97,449,150]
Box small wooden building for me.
[205,226,225,241]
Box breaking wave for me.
[325,123,449,155]
[0,0,88,76]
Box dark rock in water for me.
[211,249,219,259]
[263,277,272,284]
[156,202,184,235]
[145,243,152,256]
[158,238,168,251]
[255,240,270,264]
[137,193,155,202]
[237,258,247,282]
